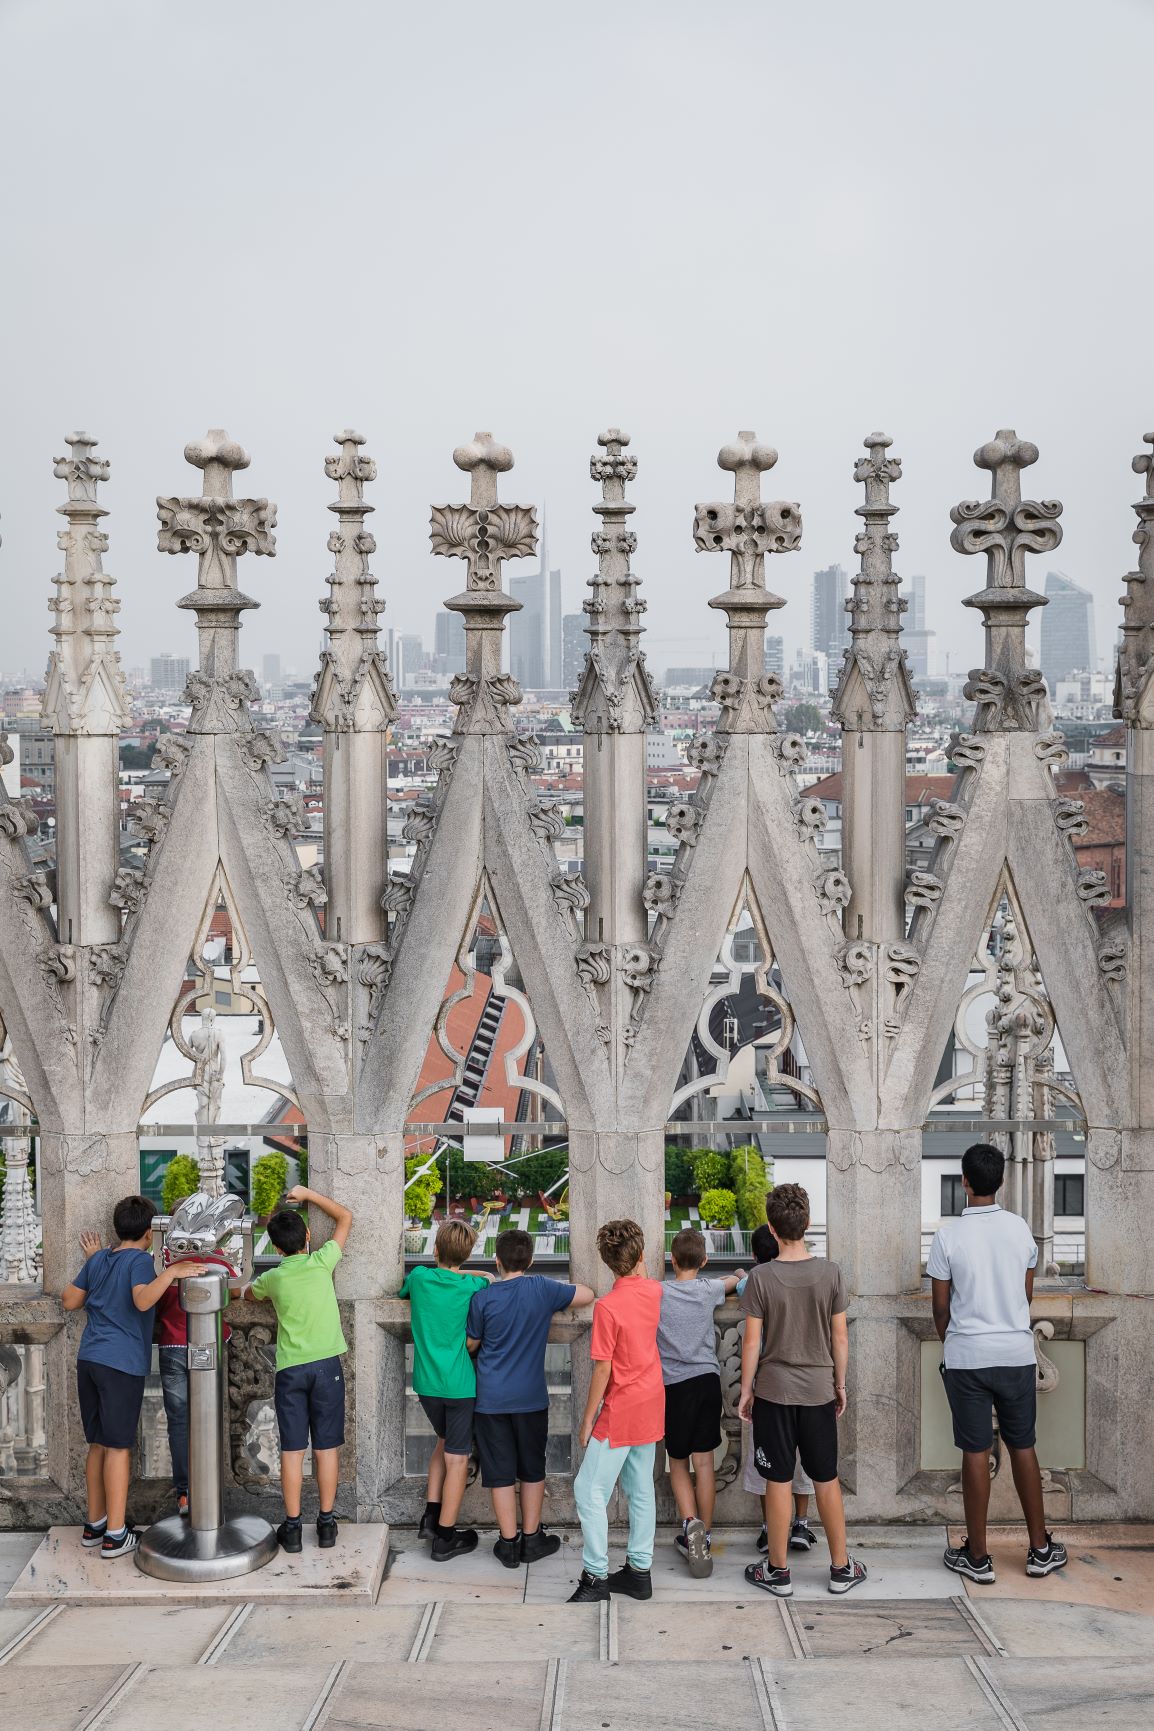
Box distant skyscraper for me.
[433,610,466,674]
[812,564,849,667]
[1041,572,1096,687]
[664,667,715,690]
[509,517,563,688]
[764,636,785,681]
[150,652,189,694]
[562,613,585,691]
[903,574,935,679]
[397,634,424,690]
[262,652,282,697]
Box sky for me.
[0,0,1151,686]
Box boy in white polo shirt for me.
[927,1142,1068,1585]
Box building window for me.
[1054,1174,1085,1217]
[940,1175,965,1217]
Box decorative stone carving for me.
[575,942,612,987]
[571,431,659,733]
[507,732,543,774]
[89,943,126,987]
[794,796,826,842]
[927,799,965,840]
[904,869,944,911]
[836,940,874,987]
[152,734,191,777]
[380,876,415,917]
[128,797,170,843]
[775,732,805,764]
[551,871,591,918]
[949,731,986,768]
[42,432,130,739]
[962,666,1048,733]
[1076,868,1110,908]
[0,800,39,839]
[14,871,53,917]
[427,737,459,778]
[265,791,306,838]
[528,800,567,840]
[39,944,76,984]
[665,801,701,845]
[685,733,726,774]
[1053,798,1089,838]
[1098,938,1128,982]
[815,868,852,916]
[1035,733,1070,769]
[288,866,328,911]
[642,872,681,915]
[401,803,436,844]
[884,942,921,989]
[356,942,393,1038]
[429,499,538,588]
[311,431,395,736]
[109,866,146,914]
[1115,433,1154,723]
[832,433,916,732]
[236,730,285,772]
[310,942,348,987]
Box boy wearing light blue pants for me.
[569,1219,664,1603]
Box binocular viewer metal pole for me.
[136,1194,277,1583]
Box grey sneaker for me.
[828,1555,868,1594]
[944,1538,995,1584]
[1026,1534,1068,1577]
[790,1518,818,1551]
[675,1517,713,1578]
[745,1559,792,1597]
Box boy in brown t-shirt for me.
[738,1183,866,1597]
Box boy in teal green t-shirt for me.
[249,1184,351,1554]
[400,1218,489,1562]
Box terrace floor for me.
[3,1522,1153,1729]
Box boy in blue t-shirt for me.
[466,1227,593,1567]
[62,1194,205,1559]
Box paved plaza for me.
[3,1524,1153,1729]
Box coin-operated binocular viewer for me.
[136,1192,278,1582]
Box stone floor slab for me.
[217,1602,424,1664]
[0,1603,42,1656]
[0,1664,130,1731]
[793,1595,987,1657]
[380,1531,528,1603]
[320,1660,550,1730]
[615,1598,794,1660]
[766,1655,1008,1729]
[559,1659,759,1731]
[427,1601,601,1661]
[0,1533,40,1597]
[7,1602,232,1666]
[980,1596,1154,1657]
[961,1533,1154,1614]
[6,1524,388,1605]
[100,1664,336,1731]
[990,1655,1154,1728]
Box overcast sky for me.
[1,0,1151,686]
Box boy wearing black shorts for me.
[657,1227,743,1578]
[63,1194,206,1559]
[739,1183,866,1596]
[466,1228,594,1567]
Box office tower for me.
[1041,571,1096,686]
[664,667,715,689]
[562,612,585,690]
[509,516,563,689]
[764,636,785,681]
[811,564,849,665]
[397,634,424,690]
[262,653,282,697]
[150,653,190,694]
[904,574,935,679]
[433,610,466,675]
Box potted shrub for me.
[404,1158,440,1254]
[698,1186,737,1252]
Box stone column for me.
[311,431,394,946]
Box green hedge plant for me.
[689,1150,730,1195]
[698,1186,737,1230]
[730,1144,771,1231]
[161,1154,201,1216]
[251,1151,288,1218]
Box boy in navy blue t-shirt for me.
[62,1194,205,1559]
[466,1228,593,1567]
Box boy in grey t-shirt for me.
[657,1228,743,1578]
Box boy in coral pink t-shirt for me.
[568,1219,663,1603]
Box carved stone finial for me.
[431,433,538,733]
[159,429,274,698]
[570,430,658,735]
[693,431,802,730]
[951,428,1062,730]
[310,430,395,734]
[831,433,915,733]
[1115,433,1154,725]
[42,431,130,738]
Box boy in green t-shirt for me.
[249,1184,351,1554]
[400,1218,489,1561]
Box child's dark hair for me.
[267,1208,309,1255]
[495,1228,534,1273]
[751,1223,778,1264]
[669,1227,708,1270]
[961,1142,1005,1198]
[766,1183,810,1243]
[597,1218,645,1278]
[113,1194,154,1243]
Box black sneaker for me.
[1026,1534,1068,1577]
[520,1525,561,1564]
[494,1533,522,1569]
[100,1526,139,1561]
[81,1520,107,1549]
[944,1538,995,1584]
[431,1525,479,1562]
[276,1520,303,1554]
[675,1518,712,1578]
[316,1513,338,1550]
[756,1524,768,1554]
[418,1503,441,1541]
[745,1559,792,1597]
[790,1518,817,1551]
[828,1556,868,1595]
[568,1568,609,1602]
[608,1560,653,1600]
